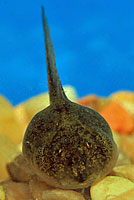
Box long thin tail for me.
[42,6,68,104]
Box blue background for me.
[1,0,134,105]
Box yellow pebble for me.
[0,185,5,200]
[16,86,77,122]
[90,176,134,200]
[112,131,121,149]
[113,164,134,183]
[0,135,19,181]
[110,91,134,103]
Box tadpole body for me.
[22,6,118,189]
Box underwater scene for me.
[1,1,134,200]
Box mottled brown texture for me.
[22,6,118,189]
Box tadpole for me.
[22,6,118,189]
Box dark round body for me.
[23,100,118,189]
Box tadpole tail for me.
[42,6,68,104]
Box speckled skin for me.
[22,7,118,189]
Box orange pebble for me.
[100,101,134,135]
[77,95,98,108]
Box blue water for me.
[1,0,134,105]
